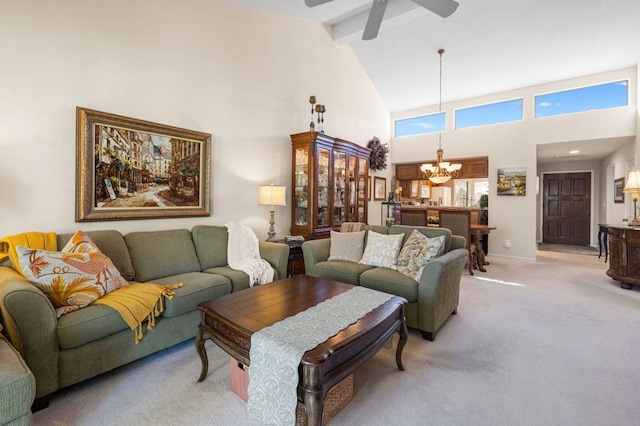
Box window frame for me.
[393,111,446,138]
[454,97,524,130]
[534,79,630,119]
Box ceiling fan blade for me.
[409,0,459,18]
[363,0,388,40]
[305,0,334,7]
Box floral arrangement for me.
[367,136,389,171]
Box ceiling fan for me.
[305,0,459,40]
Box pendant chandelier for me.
[420,49,461,185]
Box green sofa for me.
[302,224,468,341]
[0,225,289,410]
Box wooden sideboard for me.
[606,226,640,289]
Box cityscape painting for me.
[76,107,211,221]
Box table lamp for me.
[623,169,640,226]
[258,184,287,242]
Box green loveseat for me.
[0,225,289,410]
[302,224,468,341]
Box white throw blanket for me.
[226,222,274,286]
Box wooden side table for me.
[280,239,304,277]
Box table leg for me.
[604,231,609,262]
[195,326,209,382]
[395,321,408,371]
[598,228,603,258]
[303,387,324,426]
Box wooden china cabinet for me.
[290,131,370,240]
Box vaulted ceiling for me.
[227,0,640,162]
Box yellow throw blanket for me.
[0,232,57,275]
[94,282,183,343]
[1,231,183,343]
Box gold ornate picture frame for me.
[76,107,211,222]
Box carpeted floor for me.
[33,251,640,426]
[536,242,601,256]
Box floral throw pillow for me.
[358,230,405,270]
[328,230,366,262]
[396,230,445,282]
[16,231,127,318]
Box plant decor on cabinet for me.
[367,136,389,172]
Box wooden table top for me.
[197,275,406,364]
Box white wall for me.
[392,67,637,260]
[599,140,637,225]
[0,0,390,239]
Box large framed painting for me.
[76,107,211,222]
[497,167,526,196]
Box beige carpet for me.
[33,251,640,425]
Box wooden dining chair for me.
[438,209,478,275]
[400,209,428,226]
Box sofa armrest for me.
[301,239,331,275]
[259,242,290,280]
[449,235,466,251]
[415,248,468,331]
[0,266,59,399]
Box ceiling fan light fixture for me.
[305,0,459,40]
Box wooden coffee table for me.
[195,275,408,426]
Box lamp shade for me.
[258,185,287,207]
[623,170,640,193]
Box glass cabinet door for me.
[358,157,368,222]
[333,151,347,226]
[317,148,330,227]
[294,147,309,226]
[347,156,357,222]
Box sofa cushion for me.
[203,267,250,292]
[396,230,445,281]
[148,272,232,318]
[312,261,373,286]
[360,268,419,303]
[328,230,365,262]
[56,272,231,348]
[57,230,135,281]
[192,225,229,270]
[125,229,202,282]
[358,231,404,270]
[56,304,129,349]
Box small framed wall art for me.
[497,167,526,196]
[614,177,625,203]
[374,177,387,201]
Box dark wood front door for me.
[543,172,591,245]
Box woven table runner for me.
[246,286,393,426]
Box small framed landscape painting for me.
[497,167,526,196]
[76,107,211,222]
